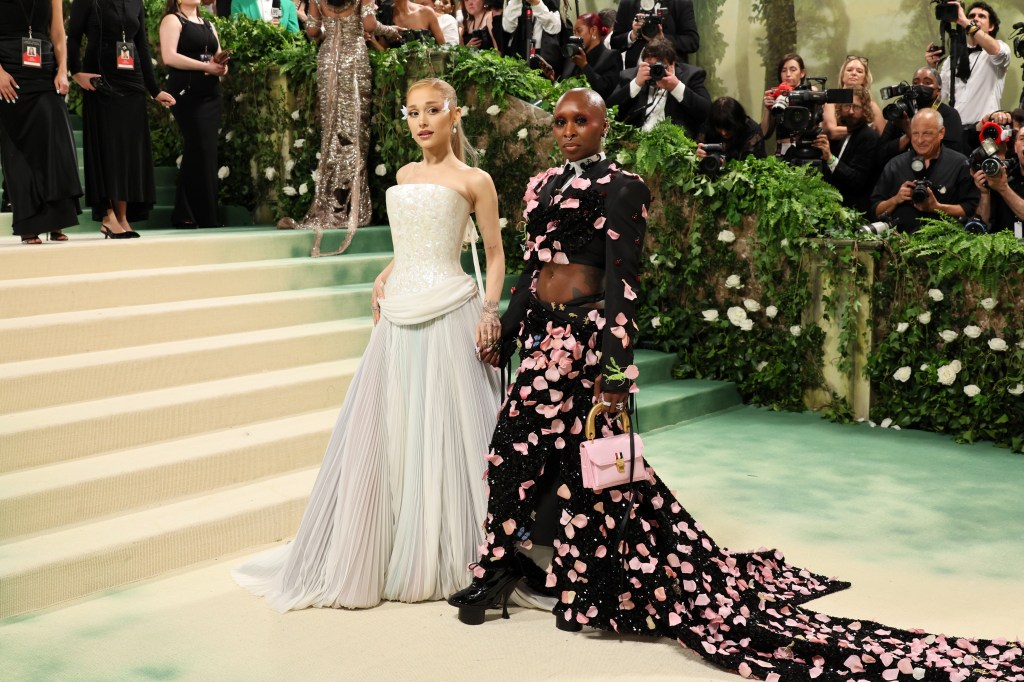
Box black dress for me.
[67,0,160,223]
[166,14,222,227]
[0,0,82,236]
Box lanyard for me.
[111,0,130,43]
[17,0,38,39]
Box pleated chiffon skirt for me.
[233,298,501,611]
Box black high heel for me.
[447,563,522,625]
[100,225,132,240]
[555,614,583,632]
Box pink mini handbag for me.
[579,403,648,490]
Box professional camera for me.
[879,82,935,124]
[648,62,668,81]
[639,8,667,39]
[562,36,585,58]
[858,220,892,236]
[979,120,1013,144]
[931,0,959,23]
[968,139,1008,177]
[960,215,989,234]
[771,79,853,169]
[909,156,944,204]
[1012,22,1024,58]
[697,143,726,178]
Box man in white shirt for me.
[926,1,1010,148]
[606,38,710,139]
[503,0,564,73]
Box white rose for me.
[486,104,501,116]
[920,364,929,371]
[291,109,300,121]
[939,330,958,343]
[896,322,909,333]
[949,360,962,373]
[217,166,230,179]
[702,309,719,322]
[765,305,778,319]
[980,297,997,310]
[264,167,277,181]
[739,319,754,331]
[726,307,747,326]
[963,325,982,338]
[516,128,528,140]
[755,361,768,371]
[780,238,789,248]
[724,274,742,289]
[936,364,957,385]
[927,288,944,302]
[1008,383,1024,396]
[498,218,508,228]
[743,299,760,312]
[893,366,912,382]
[293,138,305,148]
[790,325,802,337]
[917,311,932,324]
[651,316,661,328]
[880,418,893,428]
[988,338,1008,351]
[717,229,736,243]
[285,159,296,173]
[282,185,297,196]
[963,384,981,397]
[374,164,387,177]
[224,131,234,142]
[175,155,183,169]
[298,183,308,195]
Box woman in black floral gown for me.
[448,88,1024,682]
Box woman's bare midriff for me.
[535,262,605,307]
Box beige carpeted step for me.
[0,254,391,319]
[0,319,372,413]
[0,285,372,363]
[0,467,319,618]
[0,358,360,473]
[0,409,337,541]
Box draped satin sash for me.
[379,275,479,326]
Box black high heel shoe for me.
[447,562,522,625]
[100,225,132,240]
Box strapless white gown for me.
[233,184,501,610]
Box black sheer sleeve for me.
[600,175,651,392]
[135,2,160,96]
[66,0,90,75]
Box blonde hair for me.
[405,78,478,166]
[838,56,874,90]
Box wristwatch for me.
[966,21,979,36]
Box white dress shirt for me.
[503,0,561,49]
[629,77,687,132]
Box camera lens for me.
[911,182,929,204]
[980,157,1005,177]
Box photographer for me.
[760,53,807,156]
[607,38,710,138]
[925,1,1010,148]
[871,109,979,232]
[696,97,766,164]
[877,67,965,165]
[973,129,1024,233]
[502,0,563,72]
[610,0,698,69]
[813,86,880,214]
[560,13,622,101]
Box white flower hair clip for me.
[401,105,409,120]
[442,99,450,113]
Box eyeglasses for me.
[845,55,869,65]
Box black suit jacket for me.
[559,43,622,101]
[609,0,699,68]
[822,123,880,215]
[503,0,566,73]
[606,63,711,139]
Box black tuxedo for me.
[559,43,622,101]
[609,0,699,68]
[607,63,711,139]
[503,0,566,74]
[822,123,880,215]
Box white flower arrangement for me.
[717,229,736,243]
[917,311,932,324]
[291,110,300,121]
[517,128,529,140]
[939,330,958,343]
[282,185,297,196]
[743,299,760,313]
[789,325,802,337]
[375,164,387,177]
[726,307,747,326]
[739,319,754,331]
[702,309,719,322]
[893,366,912,382]
[980,297,997,310]
[765,305,778,319]
[927,288,944,302]
[293,138,305,148]
[963,325,982,338]
[486,104,501,116]
[264,167,277,181]
[724,274,742,289]
[896,322,909,333]
[1008,383,1024,396]
[988,338,1008,351]
[963,384,981,397]
[217,166,230,179]
[298,183,308,195]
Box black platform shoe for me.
[447,563,522,625]
[555,614,583,632]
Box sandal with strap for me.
[48,231,69,242]
[21,235,42,245]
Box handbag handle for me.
[584,403,632,441]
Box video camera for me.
[770,79,853,168]
[879,82,936,124]
[638,8,667,40]
[1013,22,1024,59]
[931,0,959,24]
[697,143,726,178]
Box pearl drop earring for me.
[452,124,457,134]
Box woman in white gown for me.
[233,78,506,611]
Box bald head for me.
[910,108,944,158]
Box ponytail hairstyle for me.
[577,12,608,42]
[405,78,479,166]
